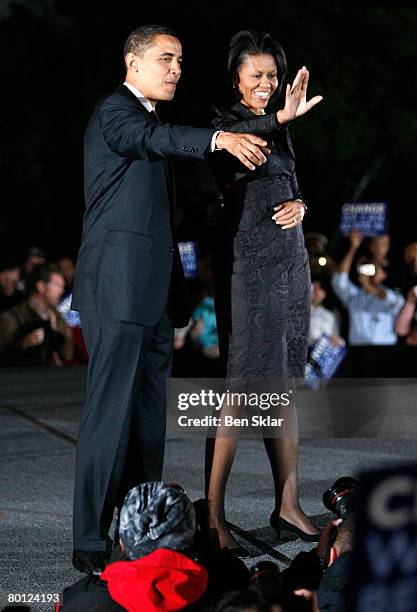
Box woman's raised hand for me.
[277,66,323,124]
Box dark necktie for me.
[150,109,160,122]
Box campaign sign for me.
[58,293,81,327]
[340,202,388,237]
[351,465,417,611]
[305,334,347,390]
[178,241,198,279]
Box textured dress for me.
[211,102,310,379]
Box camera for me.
[323,476,359,520]
[249,561,312,611]
[357,263,376,277]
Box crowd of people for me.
[0,247,87,367]
[1,230,417,379]
[173,229,417,380]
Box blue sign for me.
[58,294,81,327]
[340,202,388,237]
[351,465,417,611]
[305,334,347,390]
[178,241,199,279]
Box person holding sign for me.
[207,30,323,553]
[331,230,404,376]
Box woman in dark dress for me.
[206,30,323,553]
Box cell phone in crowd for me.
[357,263,376,276]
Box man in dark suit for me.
[71,24,269,573]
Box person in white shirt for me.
[331,230,404,376]
[309,279,341,347]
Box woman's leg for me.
[264,235,318,533]
[206,250,245,548]
[205,434,241,548]
[264,434,319,534]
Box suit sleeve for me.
[211,108,282,136]
[99,99,215,161]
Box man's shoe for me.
[72,549,111,574]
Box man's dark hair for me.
[335,514,355,555]
[26,262,63,296]
[227,30,287,102]
[123,24,178,58]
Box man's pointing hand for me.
[215,132,270,171]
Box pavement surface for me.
[1,367,416,611]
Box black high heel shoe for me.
[226,544,251,559]
[270,509,320,542]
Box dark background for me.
[1,0,416,262]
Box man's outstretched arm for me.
[99,100,269,171]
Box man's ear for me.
[328,546,338,567]
[125,52,139,73]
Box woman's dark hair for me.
[227,30,287,103]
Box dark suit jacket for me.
[72,85,215,327]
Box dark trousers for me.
[73,310,173,551]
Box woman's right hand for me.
[277,66,323,124]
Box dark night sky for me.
[1,0,416,262]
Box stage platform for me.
[1,367,416,611]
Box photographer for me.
[0,263,73,366]
[217,515,354,612]
[61,483,248,611]
[283,477,357,611]
[331,230,404,376]
[289,516,354,612]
